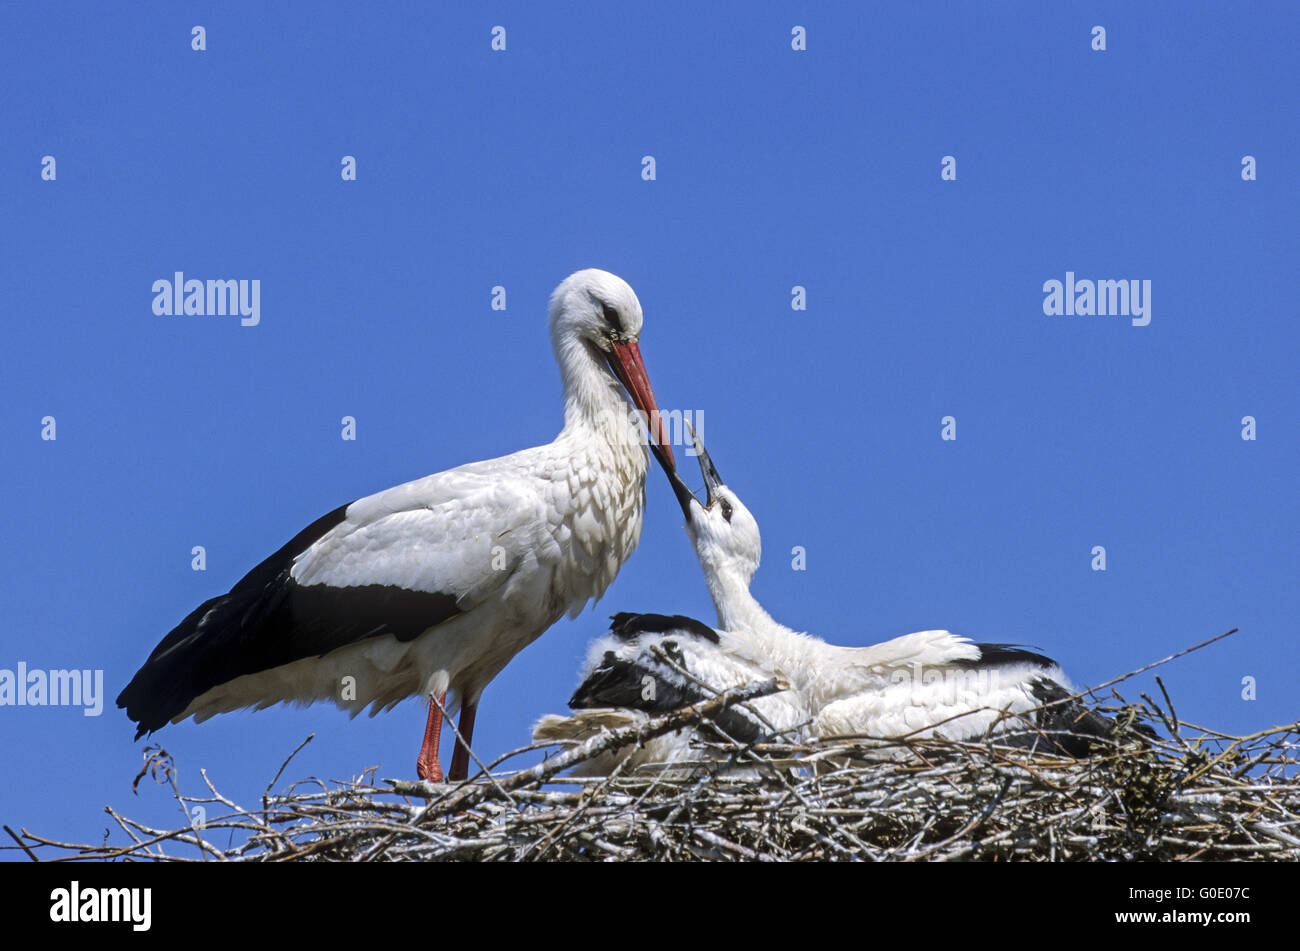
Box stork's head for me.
[666,425,762,585]
[549,268,645,343]
[550,269,674,469]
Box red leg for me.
[416,691,447,782]
[447,700,478,782]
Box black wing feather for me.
[608,612,720,644]
[571,615,763,743]
[954,643,1061,671]
[117,503,462,738]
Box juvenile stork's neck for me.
[707,562,843,702]
[707,567,780,640]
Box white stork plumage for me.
[536,428,1123,770]
[532,611,812,775]
[118,268,676,782]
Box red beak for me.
[606,340,676,470]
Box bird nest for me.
[10,673,1300,863]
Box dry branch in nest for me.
[8,638,1299,862]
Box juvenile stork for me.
[118,269,676,782]
[664,430,1121,754]
[532,611,811,775]
[538,429,1120,767]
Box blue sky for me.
[2,3,1296,853]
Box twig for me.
[4,825,39,862]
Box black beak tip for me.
[684,421,723,502]
[665,465,699,520]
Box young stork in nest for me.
[536,427,1121,770]
[532,610,813,775]
[118,269,676,783]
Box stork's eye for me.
[600,301,623,332]
[720,499,733,522]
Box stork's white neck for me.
[544,329,650,613]
[703,562,844,706]
[707,567,781,639]
[553,333,634,436]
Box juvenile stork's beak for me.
[664,422,724,521]
[690,422,724,503]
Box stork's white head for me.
[549,269,674,469]
[665,425,762,587]
[549,268,645,345]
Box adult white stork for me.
[537,428,1123,767]
[118,268,676,782]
